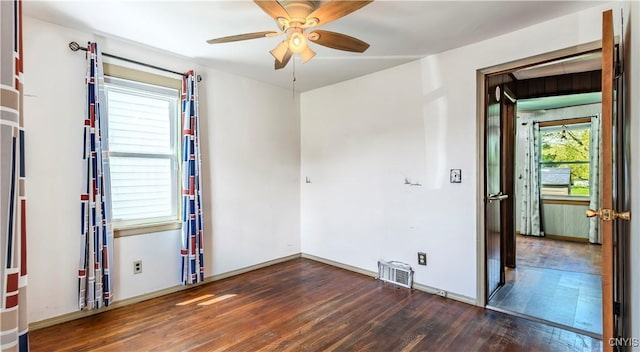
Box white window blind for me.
[105,77,179,227]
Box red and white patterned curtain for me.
[0,0,29,350]
[181,71,204,284]
[79,42,114,309]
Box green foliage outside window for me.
[540,124,590,196]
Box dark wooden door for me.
[501,88,517,269]
[485,85,504,300]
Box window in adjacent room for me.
[539,120,591,197]
[103,65,181,236]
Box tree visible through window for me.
[539,122,590,196]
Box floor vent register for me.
[378,260,413,289]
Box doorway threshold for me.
[486,304,603,340]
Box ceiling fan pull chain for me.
[292,57,297,96]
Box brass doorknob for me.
[586,208,631,221]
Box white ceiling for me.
[23,0,606,92]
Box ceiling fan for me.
[206,0,372,70]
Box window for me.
[104,74,180,232]
[539,121,591,197]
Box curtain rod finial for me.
[69,41,81,51]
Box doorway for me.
[479,11,631,350]
[479,46,607,337]
[488,89,604,336]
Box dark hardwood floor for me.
[516,235,602,275]
[30,258,601,351]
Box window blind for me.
[105,77,179,226]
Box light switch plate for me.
[450,169,462,183]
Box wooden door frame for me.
[475,40,603,308]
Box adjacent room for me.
[2,1,639,351]
[488,87,604,336]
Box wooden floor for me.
[30,258,602,351]
[490,235,602,335]
[516,235,602,275]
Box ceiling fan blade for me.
[207,31,278,44]
[307,1,372,26]
[275,50,293,70]
[309,30,370,53]
[270,41,289,63]
[301,46,316,64]
[254,0,290,20]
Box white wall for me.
[206,70,302,275]
[23,0,639,337]
[300,3,615,300]
[23,17,301,323]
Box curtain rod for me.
[68,41,202,82]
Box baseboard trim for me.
[31,253,478,330]
[516,231,590,243]
[208,253,302,282]
[301,253,378,278]
[300,253,478,306]
[29,253,302,331]
[29,284,187,331]
[544,234,590,243]
[412,283,477,305]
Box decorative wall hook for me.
[404,177,421,186]
[305,177,312,184]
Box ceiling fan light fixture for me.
[301,46,316,63]
[206,0,373,70]
[270,41,289,63]
[288,32,307,54]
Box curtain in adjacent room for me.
[588,115,602,244]
[181,71,204,285]
[520,122,543,236]
[79,42,114,309]
[0,1,29,350]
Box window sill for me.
[541,196,590,206]
[114,221,181,238]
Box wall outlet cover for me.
[417,252,427,266]
[133,260,142,274]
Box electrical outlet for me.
[417,252,427,266]
[133,260,142,274]
[437,290,447,298]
